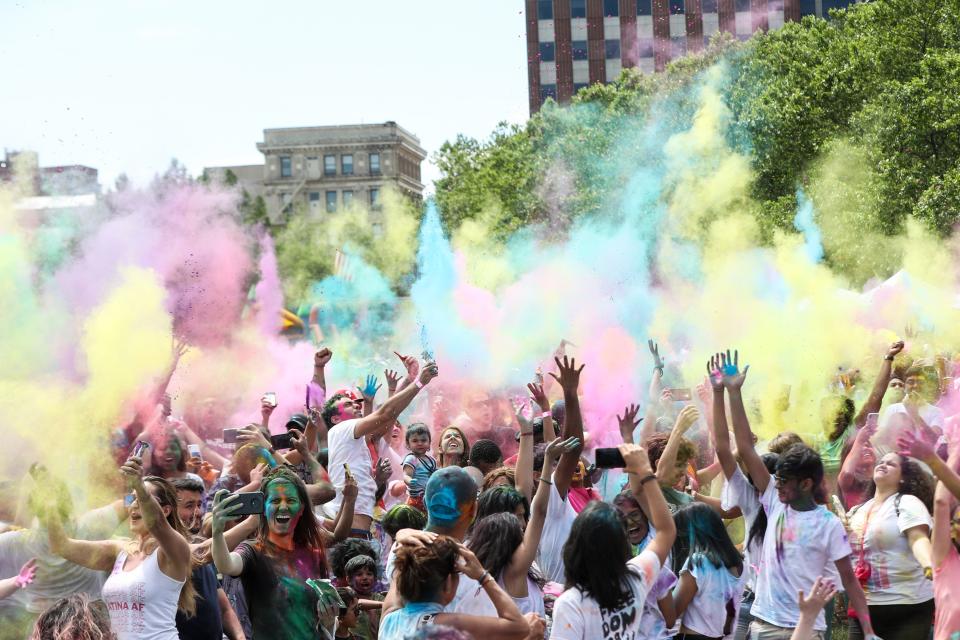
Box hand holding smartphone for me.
[595,447,626,469]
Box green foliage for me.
[273,204,334,302]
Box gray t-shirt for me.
[0,504,121,614]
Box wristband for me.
[639,474,657,486]
[478,570,492,586]
[539,477,553,486]
[540,411,551,419]
[415,379,425,390]
[519,432,534,438]
[884,355,895,361]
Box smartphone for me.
[595,447,627,469]
[232,491,265,516]
[187,444,202,460]
[222,428,240,444]
[668,388,692,402]
[270,432,294,450]
[343,463,354,481]
[132,441,150,458]
[866,412,879,430]
[264,392,277,408]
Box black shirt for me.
[175,563,223,640]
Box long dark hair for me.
[468,512,545,588]
[146,432,188,477]
[866,454,935,513]
[562,501,635,610]
[257,467,328,575]
[671,502,743,575]
[473,486,529,526]
[745,453,779,552]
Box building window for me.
[638,38,654,57]
[572,40,588,61]
[369,153,380,175]
[324,155,336,176]
[702,0,717,11]
[571,0,586,18]
[539,41,556,62]
[735,0,750,9]
[343,190,354,207]
[539,84,558,102]
[325,191,337,213]
[605,39,621,59]
[603,0,619,16]
[309,191,320,202]
[637,0,652,16]
[280,156,292,178]
[341,154,353,176]
[370,188,380,207]
[670,0,685,14]
[537,0,553,19]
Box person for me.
[403,423,438,513]
[566,459,602,514]
[211,466,335,640]
[670,502,744,640]
[437,426,471,469]
[44,456,194,640]
[330,538,380,587]
[844,451,935,640]
[381,504,427,541]
[480,467,516,492]
[29,594,116,640]
[468,437,579,617]
[550,443,677,640]
[880,365,945,436]
[468,440,503,478]
[345,555,384,640]
[171,477,246,640]
[335,586,361,640]
[0,558,36,601]
[789,578,839,640]
[837,419,879,510]
[324,360,439,538]
[473,486,529,528]
[145,431,204,485]
[708,356,778,640]
[721,349,879,639]
[379,536,529,639]
[203,444,271,516]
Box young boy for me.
[346,555,385,640]
[718,352,877,639]
[402,423,437,513]
[335,586,360,640]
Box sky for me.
[0,0,531,193]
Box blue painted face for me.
[265,479,302,535]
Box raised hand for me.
[674,405,700,434]
[527,382,550,411]
[617,404,642,442]
[342,474,359,501]
[14,558,37,589]
[618,443,654,477]
[119,455,145,492]
[172,336,189,362]
[706,355,724,391]
[512,396,532,431]
[887,340,905,359]
[719,349,749,389]
[394,351,420,380]
[289,428,309,458]
[375,458,392,484]
[358,374,381,402]
[898,430,937,463]
[314,348,333,368]
[384,369,401,395]
[417,360,439,386]
[548,355,585,392]
[210,490,243,535]
[544,436,580,462]
[236,424,271,451]
[249,462,269,486]
[648,339,665,373]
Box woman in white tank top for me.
[46,453,194,640]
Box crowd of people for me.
[4,337,960,640]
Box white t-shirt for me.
[880,402,945,432]
[551,549,660,640]
[536,475,578,584]
[751,480,853,631]
[638,564,677,640]
[679,553,744,638]
[721,468,763,591]
[847,493,933,605]
[326,418,376,519]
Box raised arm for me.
[854,341,903,428]
[707,357,737,479]
[529,381,557,442]
[839,420,878,495]
[121,456,191,581]
[151,337,188,405]
[353,363,438,440]
[210,491,246,577]
[289,429,336,504]
[655,405,699,485]
[899,431,960,501]
[639,340,665,445]
[515,403,535,502]
[357,375,381,418]
[618,404,642,445]
[721,350,768,494]
[505,437,578,585]
[550,356,585,499]
[622,443,676,566]
[331,477,358,542]
[0,559,36,601]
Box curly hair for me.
[645,431,697,470]
[321,392,353,429]
[393,535,460,602]
[329,538,377,580]
[481,466,516,492]
[31,594,115,640]
[867,454,935,513]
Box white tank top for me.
[498,574,546,617]
[100,548,184,640]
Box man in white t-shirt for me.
[324,360,438,536]
[725,354,877,640]
[880,366,945,437]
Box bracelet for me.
[415,379,424,390]
[539,477,553,486]
[519,432,534,438]
[884,355,895,361]
[639,474,657,486]
[478,570,492,586]
[540,411,551,419]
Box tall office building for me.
[525,0,857,113]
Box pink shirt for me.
[935,545,960,640]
